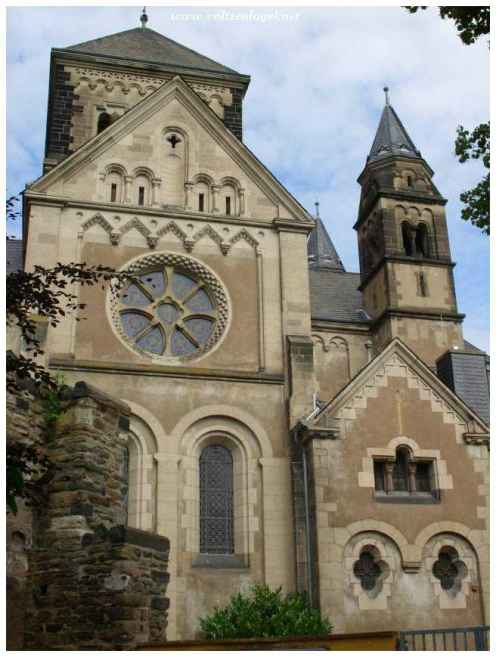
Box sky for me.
[5,5,490,351]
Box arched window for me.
[415,223,429,257]
[135,174,150,207]
[199,444,234,555]
[107,171,123,203]
[98,112,112,134]
[392,446,410,491]
[122,444,130,526]
[402,221,413,256]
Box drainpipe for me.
[293,425,314,606]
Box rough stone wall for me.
[45,63,76,169]
[6,388,45,650]
[7,381,171,650]
[223,87,244,140]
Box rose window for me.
[111,253,229,361]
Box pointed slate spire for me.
[308,206,345,271]
[367,88,422,163]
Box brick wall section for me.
[7,381,171,650]
[223,87,243,140]
[45,63,76,167]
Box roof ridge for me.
[64,26,245,78]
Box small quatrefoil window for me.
[433,547,467,594]
[353,550,382,591]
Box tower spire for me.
[140,7,148,29]
[315,201,320,218]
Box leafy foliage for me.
[405,7,490,45]
[199,584,332,640]
[6,194,127,512]
[405,7,490,236]
[455,122,490,235]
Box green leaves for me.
[199,584,332,640]
[455,123,490,235]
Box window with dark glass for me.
[374,447,436,500]
[138,186,145,206]
[199,193,205,212]
[418,271,428,297]
[122,444,129,526]
[199,444,234,555]
[98,112,112,134]
[402,221,413,256]
[416,223,429,257]
[225,196,231,216]
[110,183,117,203]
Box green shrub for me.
[199,584,332,640]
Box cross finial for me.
[140,7,148,28]
[315,201,320,218]
[383,86,390,106]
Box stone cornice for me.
[369,307,465,328]
[52,48,251,89]
[463,433,490,446]
[272,218,315,235]
[24,192,284,231]
[358,255,455,292]
[48,356,285,385]
[311,320,371,334]
[295,419,340,443]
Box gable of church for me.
[28,76,311,224]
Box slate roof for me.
[6,239,23,274]
[307,216,345,271]
[309,269,368,323]
[368,102,422,164]
[64,27,245,78]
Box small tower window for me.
[225,197,231,216]
[407,175,413,187]
[418,271,428,297]
[415,223,429,257]
[138,186,145,206]
[110,183,117,203]
[199,193,205,212]
[98,112,112,134]
[402,222,413,256]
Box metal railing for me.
[398,626,489,651]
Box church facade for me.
[18,21,489,640]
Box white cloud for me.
[6,5,489,350]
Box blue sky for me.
[6,5,490,351]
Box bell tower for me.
[355,88,464,366]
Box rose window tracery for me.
[111,253,229,362]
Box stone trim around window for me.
[357,436,453,503]
[108,252,230,364]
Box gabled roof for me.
[309,270,368,324]
[63,27,246,79]
[368,102,422,164]
[307,216,344,271]
[309,337,489,436]
[27,76,313,224]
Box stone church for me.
[9,15,490,643]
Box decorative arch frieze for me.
[192,224,229,255]
[119,217,151,243]
[228,228,259,252]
